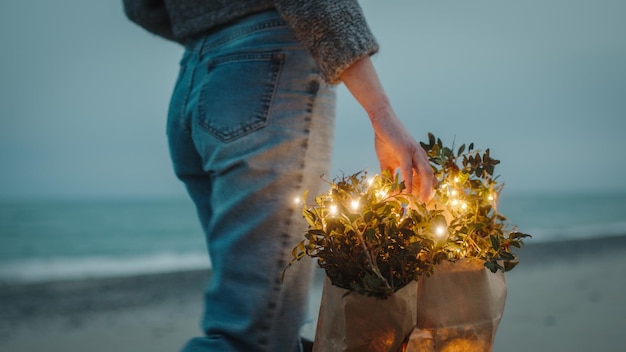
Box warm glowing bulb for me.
[367,177,374,186]
[294,197,301,205]
[451,199,459,206]
[450,189,458,196]
[435,225,446,238]
[329,204,338,216]
[377,190,387,198]
[461,202,468,211]
[488,194,495,201]
[350,199,359,211]
[454,177,460,183]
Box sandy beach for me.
[1,235,625,352]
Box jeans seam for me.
[257,78,320,351]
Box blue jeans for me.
[167,10,336,352]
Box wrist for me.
[367,104,395,126]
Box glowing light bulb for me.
[461,202,468,211]
[435,225,447,238]
[488,194,495,201]
[450,189,458,196]
[431,215,448,241]
[454,177,460,183]
[367,177,374,186]
[451,199,459,206]
[294,197,301,205]
[329,204,338,216]
[350,199,359,212]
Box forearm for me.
[340,56,400,136]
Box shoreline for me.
[2,234,626,351]
[3,232,624,288]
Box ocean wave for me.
[2,223,625,285]
[522,220,626,243]
[0,252,211,284]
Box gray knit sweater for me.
[123,0,379,83]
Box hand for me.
[369,107,435,203]
[339,56,436,202]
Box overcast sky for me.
[1,0,625,199]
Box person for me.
[122,1,435,351]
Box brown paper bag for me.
[406,259,507,352]
[313,277,417,352]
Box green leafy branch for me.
[286,133,531,298]
[420,133,531,272]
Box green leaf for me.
[428,132,436,146]
[499,251,515,260]
[490,235,500,250]
[363,210,374,223]
[484,260,503,273]
[504,260,519,272]
[291,241,305,259]
[308,229,326,237]
[510,232,532,240]
[457,144,466,156]
[395,196,410,204]
[302,209,317,227]
[345,213,360,223]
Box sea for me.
[1,192,626,285]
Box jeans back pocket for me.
[197,52,284,143]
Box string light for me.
[286,136,530,301]
[435,225,447,239]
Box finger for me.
[421,163,436,203]
[378,159,394,177]
[399,157,413,195]
[375,137,395,175]
[411,169,421,199]
[419,171,435,203]
[413,152,435,203]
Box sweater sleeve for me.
[123,0,178,42]
[274,0,379,84]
